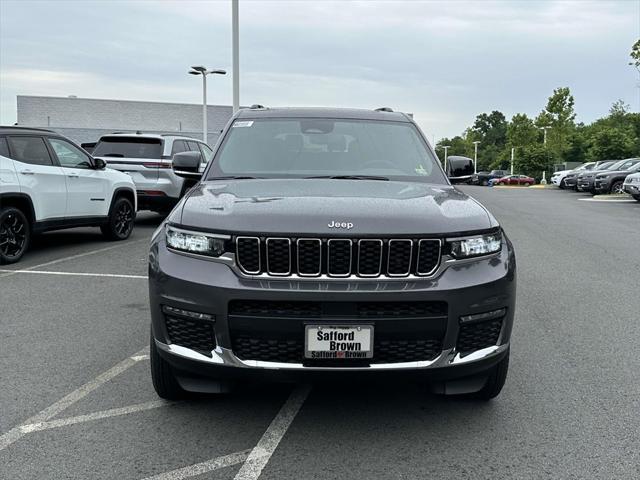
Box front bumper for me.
[577,178,595,192]
[149,233,516,380]
[624,182,640,195]
[593,178,612,194]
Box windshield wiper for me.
[208,176,262,180]
[304,175,390,181]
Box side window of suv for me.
[197,143,214,164]
[0,137,9,157]
[171,140,188,156]
[7,136,54,166]
[48,138,93,168]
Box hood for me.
[596,169,636,177]
[176,179,497,235]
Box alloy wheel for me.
[0,212,27,259]
[611,182,624,194]
[114,202,133,237]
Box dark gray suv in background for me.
[148,107,517,400]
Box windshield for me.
[205,118,447,184]
[93,136,163,159]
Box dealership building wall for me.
[16,95,234,146]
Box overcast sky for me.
[0,0,638,140]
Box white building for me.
[16,95,234,146]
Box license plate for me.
[305,325,373,359]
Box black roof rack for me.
[374,107,394,112]
[0,125,57,133]
[250,104,266,109]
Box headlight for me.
[165,225,228,257]
[449,232,502,259]
[632,178,640,184]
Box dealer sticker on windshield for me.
[233,121,254,128]
[305,325,373,359]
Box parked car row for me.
[552,158,640,201]
[470,170,535,187]
[0,126,215,264]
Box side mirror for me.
[447,156,474,184]
[93,157,107,170]
[173,151,203,180]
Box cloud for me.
[1,0,638,139]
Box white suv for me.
[0,127,137,264]
[92,133,213,213]
[623,171,640,202]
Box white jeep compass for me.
[0,126,137,264]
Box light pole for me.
[539,126,549,145]
[189,66,226,144]
[510,147,515,175]
[441,145,451,171]
[232,0,240,114]
[472,141,480,174]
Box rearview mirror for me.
[446,156,474,184]
[93,157,107,170]
[173,151,203,180]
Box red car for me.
[494,174,535,186]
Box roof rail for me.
[374,107,394,112]
[250,104,266,109]
[0,125,56,133]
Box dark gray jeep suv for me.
[148,107,516,400]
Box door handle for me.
[19,170,35,175]
[67,173,79,178]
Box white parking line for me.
[234,384,312,480]
[141,450,251,480]
[0,269,147,280]
[0,239,148,279]
[0,347,149,452]
[20,399,170,434]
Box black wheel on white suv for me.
[101,196,135,240]
[559,178,566,189]
[0,207,31,265]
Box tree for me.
[515,145,556,180]
[435,135,472,162]
[586,127,635,160]
[507,113,538,148]
[630,39,640,69]
[470,111,508,148]
[609,99,629,117]
[542,87,576,161]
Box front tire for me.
[101,196,135,240]
[611,181,624,195]
[559,179,566,189]
[0,207,31,265]
[472,350,509,400]
[633,194,640,202]
[150,329,186,400]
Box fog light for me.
[459,308,506,324]
[162,305,215,321]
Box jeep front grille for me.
[235,236,441,278]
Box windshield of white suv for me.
[93,136,162,159]
[206,118,447,184]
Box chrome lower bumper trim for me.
[155,340,506,371]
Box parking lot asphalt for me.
[1,188,639,480]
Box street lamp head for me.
[188,70,201,75]
[208,69,227,75]
[190,65,207,72]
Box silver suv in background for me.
[92,133,213,213]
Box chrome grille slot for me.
[327,239,352,277]
[416,239,441,276]
[387,239,413,276]
[357,239,383,277]
[266,238,291,275]
[236,236,261,274]
[297,238,322,276]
